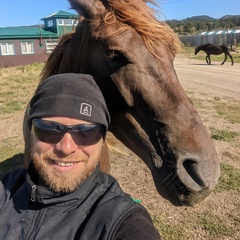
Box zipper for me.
[31,185,37,202]
[26,184,47,239]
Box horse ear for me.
[68,0,106,19]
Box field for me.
[0,57,239,239]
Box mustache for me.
[31,149,88,163]
[46,152,88,163]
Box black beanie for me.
[28,73,111,129]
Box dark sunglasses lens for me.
[32,120,63,143]
[32,119,105,145]
[72,124,105,145]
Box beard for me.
[31,147,102,193]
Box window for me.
[58,19,64,25]
[45,40,58,54]
[21,41,34,54]
[64,19,74,25]
[57,19,78,26]
[47,20,53,27]
[0,42,15,55]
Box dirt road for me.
[174,55,240,101]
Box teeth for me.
[54,161,74,167]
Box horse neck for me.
[199,45,206,50]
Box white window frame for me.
[57,19,78,26]
[20,41,34,54]
[58,19,64,25]
[45,40,58,54]
[0,42,15,55]
[64,19,74,25]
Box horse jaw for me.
[110,108,220,206]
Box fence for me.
[180,33,240,47]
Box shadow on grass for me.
[0,153,24,179]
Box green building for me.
[0,11,78,67]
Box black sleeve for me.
[112,207,161,240]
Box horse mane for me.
[105,0,180,57]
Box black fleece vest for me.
[0,167,143,240]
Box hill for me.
[184,15,216,21]
[166,15,240,35]
[221,15,240,20]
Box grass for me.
[214,101,240,124]
[187,90,240,126]
[153,216,185,240]
[186,92,205,109]
[0,63,42,114]
[0,63,42,176]
[0,139,24,178]
[216,163,240,192]
[155,209,239,239]
[211,128,239,141]
[200,213,236,238]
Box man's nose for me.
[55,133,79,155]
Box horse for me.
[194,43,234,65]
[23,0,220,207]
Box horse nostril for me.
[182,159,206,188]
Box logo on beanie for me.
[80,103,92,117]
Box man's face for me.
[30,116,104,193]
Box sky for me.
[0,0,240,28]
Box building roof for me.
[0,10,78,40]
[201,29,240,35]
[0,26,58,39]
[41,10,78,20]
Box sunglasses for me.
[32,119,106,146]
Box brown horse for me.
[194,43,234,65]
[23,0,220,206]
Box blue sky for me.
[0,0,240,27]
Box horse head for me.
[194,46,200,55]
[27,0,220,206]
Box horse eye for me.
[106,50,123,62]
[106,50,129,74]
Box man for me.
[0,73,160,239]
